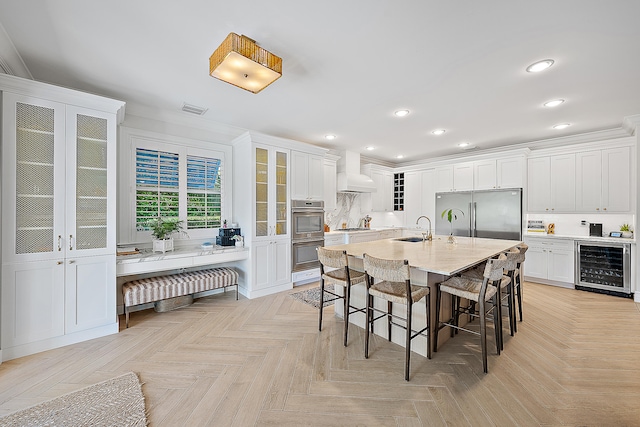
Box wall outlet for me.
[581,220,587,225]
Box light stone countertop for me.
[329,235,521,276]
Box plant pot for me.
[447,234,456,244]
[153,238,174,253]
[235,241,243,247]
[622,231,633,238]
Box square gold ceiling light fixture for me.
[209,33,282,94]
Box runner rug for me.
[0,372,147,427]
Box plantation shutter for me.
[135,148,179,230]
[186,155,222,229]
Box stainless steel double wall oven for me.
[291,200,325,272]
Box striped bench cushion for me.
[123,267,238,307]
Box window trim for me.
[118,127,233,245]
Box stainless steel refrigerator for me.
[435,189,522,240]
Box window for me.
[134,148,223,233]
[135,148,180,230]
[186,155,222,229]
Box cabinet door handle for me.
[69,235,74,250]
[603,208,607,211]
[58,235,62,251]
[68,260,75,264]
[57,261,63,265]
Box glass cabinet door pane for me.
[15,102,55,254]
[75,114,108,250]
[256,148,269,236]
[275,150,287,236]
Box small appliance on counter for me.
[589,223,603,237]
[216,227,241,246]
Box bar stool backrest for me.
[363,253,410,282]
[483,257,509,282]
[502,251,520,273]
[317,247,348,270]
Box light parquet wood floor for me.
[1,282,639,426]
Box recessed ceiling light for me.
[324,134,336,140]
[432,129,446,135]
[394,109,410,117]
[526,59,555,73]
[544,99,565,107]
[458,142,469,148]
[365,146,375,151]
[396,155,404,159]
[553,123,571,129]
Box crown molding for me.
[623,114,640,135]
[0,21,32,79]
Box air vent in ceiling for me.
[181,103,208,116]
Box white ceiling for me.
[1,1,639,163]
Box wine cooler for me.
[575,241,631,298]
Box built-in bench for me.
[122,267,239,327]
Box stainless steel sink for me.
[394,237,425,242]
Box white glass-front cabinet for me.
[252,144,291,292]
[1,77,122,361]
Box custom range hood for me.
[336,151,377,193]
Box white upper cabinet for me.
[291,151,323,200]
[527,154,575,212]
[576,147,631,212]
[363,165,393,212]
[473,160,497,190]
[497,156,525,189]
[404,169,436,227]
[435,163,472,192]
[474,157,524,190]
[322,156,337,211]
[435,166,454,192]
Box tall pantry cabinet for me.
[0,74,125,361]
[232,132,292,299]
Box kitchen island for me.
[327,235,521,356]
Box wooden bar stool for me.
[317,247,366,347]
[435,257,507,373]
[362,253,431,381]
[511,243,528,324]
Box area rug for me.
[0,372,147,427]
[289,285,336,308]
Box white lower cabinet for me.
[2,260,66,348]
[252,239,291,291]
[2,254,116,352]
[376,229,400,240]
[65,255,116,334]
[323,234,345,247]
[523,238,574,286]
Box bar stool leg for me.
[365,288,371,359]
[434,284,441,352]
[387,301,393,341]
[318,278,325,331]
[405,301,412,381]
[426,292,432,360]
[479,297,488,373]
[343,283,350,347]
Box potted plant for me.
[148,217,187,253]
[441,208,465,243]
[620,223,633,238]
